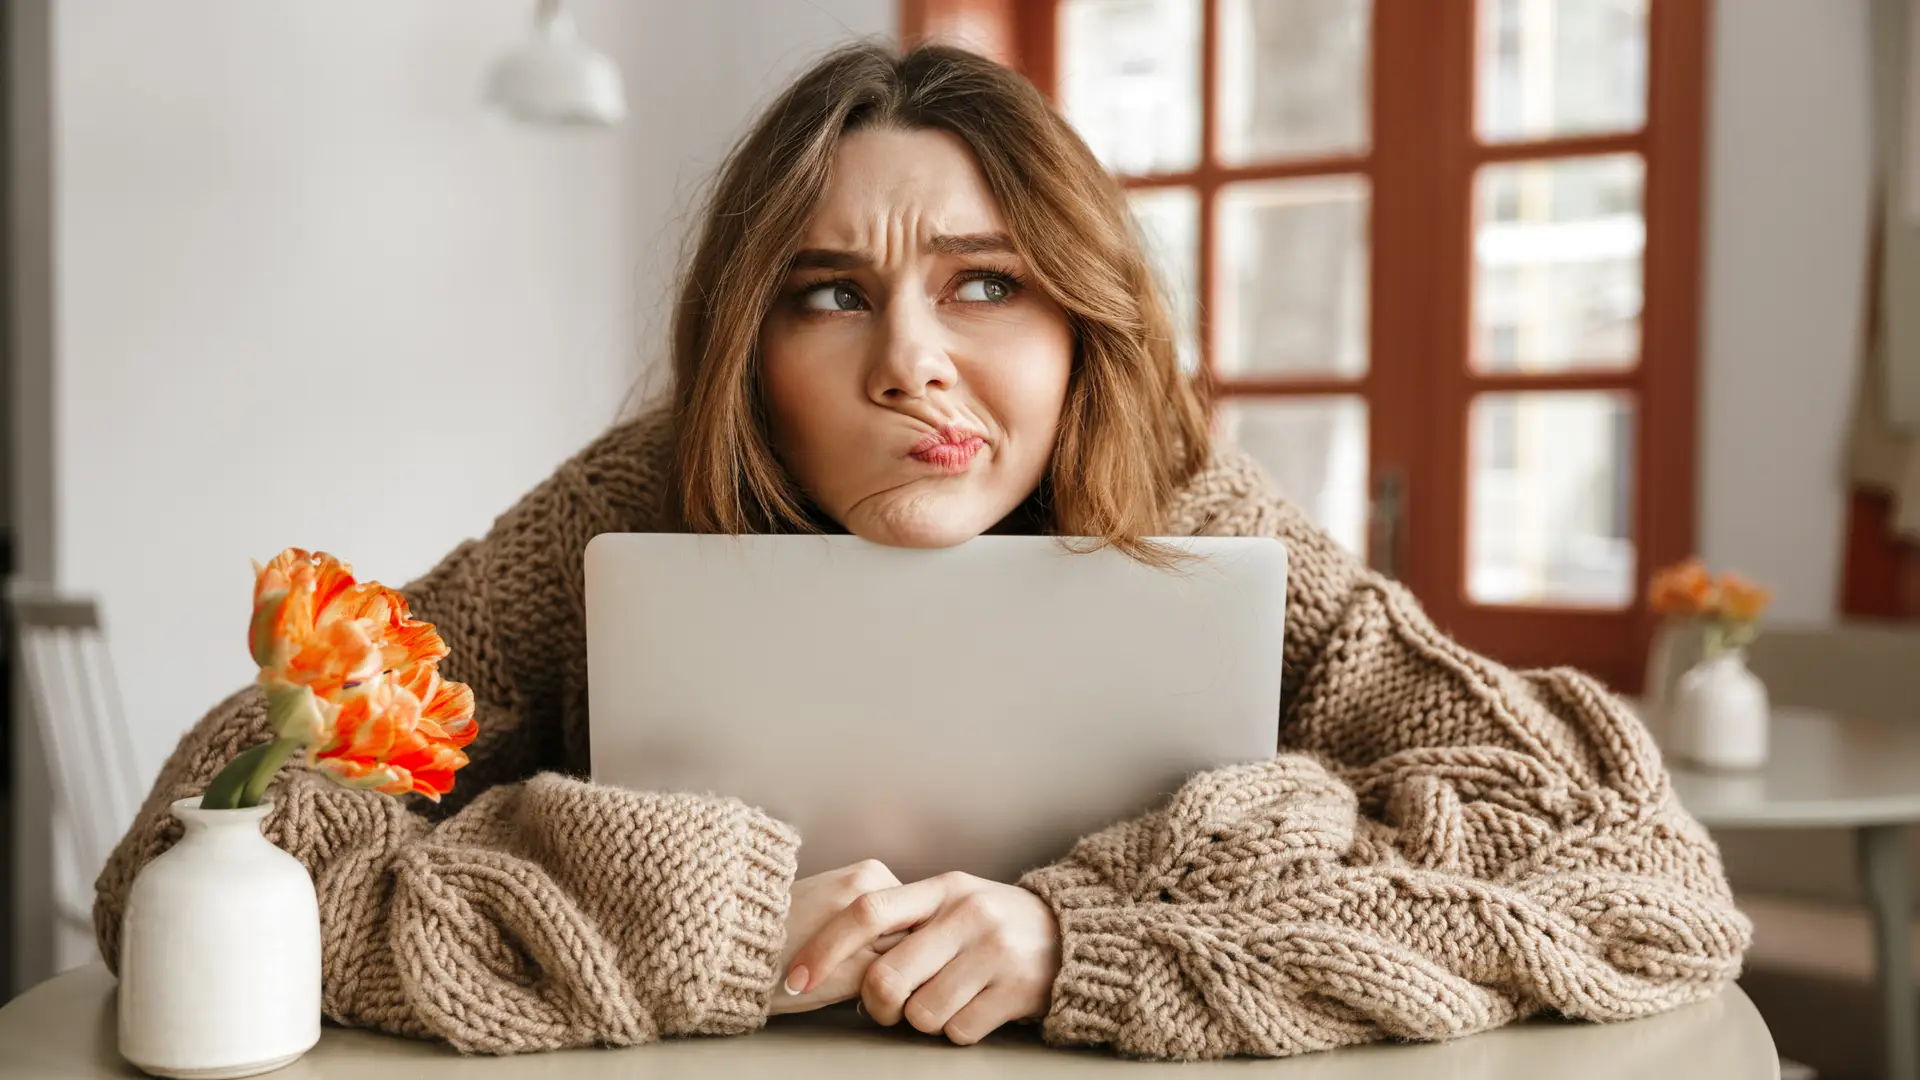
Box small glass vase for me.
[118,797,321,1079]
[1671,648,1770,771]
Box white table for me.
[1669,706,1920,1080]
[0,961,1776,1080]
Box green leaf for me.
[200,743,273,811]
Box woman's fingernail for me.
[784,966,808,995]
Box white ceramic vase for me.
[1671,649,1770,771]
[118,797,321,1079]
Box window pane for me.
[1218,176,1369,378]
[1477,0,1648,142]
[1129,188,1202,373]
[1473,154,1643,373]
[1219,396,1369,557]
[1468,391,1635,607]
[1218,0,1372,164]
[1061,0,1201,176]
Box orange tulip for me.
[310,678,418,796]
[311,671,475,801]
[250,549,446,700]
[1649,558,1716,617]
[1717,572,1771,623]
[394,663,479,748]
[330,580,450,678]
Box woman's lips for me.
[909,428,987,474]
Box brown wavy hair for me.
[668,41,1210,563]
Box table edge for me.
[0,962,1779,1080]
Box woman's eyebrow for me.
[789,249,867,271]
[930,232,1016,256]
[788,232,1018,270]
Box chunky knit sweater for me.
[93,411,1750,1059]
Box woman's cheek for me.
[763,323,858,441]
[988,322,1072,432]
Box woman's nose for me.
[867,300,958,406]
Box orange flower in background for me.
[1646,556,1772,659]
[1649,558,1716,618]
[1717,572,1772,623]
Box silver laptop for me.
[585,534,1287,883]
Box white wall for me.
[37,0,890,980]
[1699,0,1872,621]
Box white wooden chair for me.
[7,586,145,937]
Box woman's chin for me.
[844,498,999,550]
[851,519,984,550]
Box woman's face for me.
[759,127,1073,549]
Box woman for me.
[95,42,1748,1059]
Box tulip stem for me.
[200,743,270,811]
[200,736,304,811]
[243,737,305,807]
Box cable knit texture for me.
[94,409,1749,1058]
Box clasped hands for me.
[770,860,1062,1045]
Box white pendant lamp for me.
[483,0,627,127]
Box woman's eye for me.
[955,276,1013,304]
[800,283,865,312]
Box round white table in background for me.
[0,962,1775,1080]
[1668,706,1920,1080]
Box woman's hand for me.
[770,860,907,1015]
[783,872,1062,1045]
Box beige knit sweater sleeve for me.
[92,416,800,1055]
[1018,451,1752,1060]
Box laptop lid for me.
[585,533,1287,883]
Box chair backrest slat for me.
[19,629,106,911]
[11,597,98,631]
[67,629,140,843]
[61,628,127,871]
[8,587,145,907]
[86,632,143,832]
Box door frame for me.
[6,0,62,999]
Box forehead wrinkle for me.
[811,203,940,270]
[801,136,1009,267]
[884,202,928,268]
